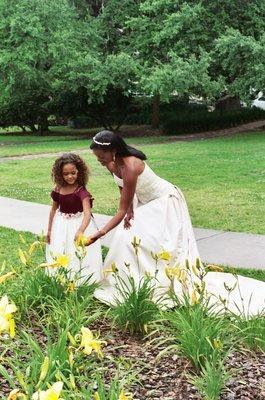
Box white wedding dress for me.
[95,163,265,316]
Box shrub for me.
[111,275,161,335]
[162,107,265,135]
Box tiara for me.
[93,136,111,146]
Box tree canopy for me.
[0,0,264,130]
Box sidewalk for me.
[0,196,264,269]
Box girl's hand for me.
[124,210,134,229]
[74,230,83,242]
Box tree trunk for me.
[37,115,49,135]
[29,124,37,133]
[151,93,160,129]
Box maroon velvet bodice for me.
[51,186,93,214]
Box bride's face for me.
[93,148,114,166]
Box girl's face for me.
[62,163,78,185]
[93,148,115,166]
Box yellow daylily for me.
[40,254,70,269]
[8,389,27,399]
[103,262,118,277]
[32,381,63,400]
[0,295,17,338]
[158,250,171,261]
[131,236,141,255]
[190,289,199,305]
[19,234,26,244]
[75,234,88,247]
[213,338,223,350]
[18,249,28,265]
[38,356,49,383]
[29,241,40,255]
[165,266,181,280]
[207,264,224,272]
[118,389,133,400]
[65,281,76,293]
[67,331,77,346]
[80,327,107,358]
[0,271,15,284]
[179,269,188,284]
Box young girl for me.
[46,153,102,283]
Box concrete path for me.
[0,196,264,269]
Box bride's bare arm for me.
[89,166,138,242]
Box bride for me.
[88,130,265,315]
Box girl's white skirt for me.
[46,211,102,283]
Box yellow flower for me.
[9,318,15,338]
[179,269,188,284]
[80,327,106,358]
[0,295,17,337]
[158,250,171,261]
[131,236,141,255]
[165,266,181,280]
[69,374,76,389]
[29,241,40,255]
[118,389,133,400]
[93,393,101,400]
[32,381,63,400]
[40,254,70,269]
[55,254,70,268]
[190,289,199,305]
[207,264,224,272]
[103,262,118,277]
[213,338,223,350]
[0,271,15,284]
[65,281,76,293]
[67,331,77,346]
[8,389,27,399]
[75,234,88,247]
[18,249,27,265]
[19,234,26,244]
[38,356,49,383]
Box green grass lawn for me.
[1,132,265,233]
[0,226,44,267]
[0,133,166,157]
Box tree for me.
[124,0,265,126]
[0,0,99,133]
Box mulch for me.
[0,318,264,399]
[93,320,265,400]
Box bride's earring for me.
[112,152,116,163]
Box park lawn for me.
[0,134,167,157]
[0,226,44,267]
[1,226,265,282]
[0,131,265,233]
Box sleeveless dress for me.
[95,163,265,315]
[46,186,102,283]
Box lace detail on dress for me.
[56,210,83,219]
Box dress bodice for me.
[113,162,175,204]
[51,186,93,214]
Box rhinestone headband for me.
[93,136,111,146]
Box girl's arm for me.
[47,201,59,244]
[74,197,91,241]
[89,167,138,243]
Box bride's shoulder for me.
[123,156,145,173]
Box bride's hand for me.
[124,210,134,229]
[86,230,104,246]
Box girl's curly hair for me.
[51,153,89,187]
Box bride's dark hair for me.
[90,130,147,160]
